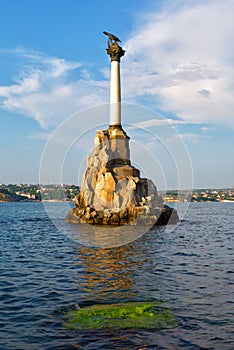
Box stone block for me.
[116,179,128,190]
[90,211,97,218]
[97,211,104,220]
[113,192,120,208]
[93,194,105,211]
[77,193,88,207]
[99,189,114,204]
[98,145,109,164]
[110,213,120,225]
[81,172,89,191]
[104,172,116,192]
[75,207,85,216]
[96,173,105,192]
[93,156,101,168]
[107,139,130,164]
[127,178,136,190]
[119,208,128,219]
[94,130,104,147]
[74,195,80,206]
[83,189,93,206]
[113,165,140,179]
[128,207,137,219]
[98,165,107,175]
[104,209,112,217]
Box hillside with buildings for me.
[0,188,27,202]
[0,184,79,202]
[163,188,234,202]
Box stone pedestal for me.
[66,126,179,226]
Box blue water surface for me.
[0,202,234,349]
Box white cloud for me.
[122,0,234,128]
[201,126,213,133]
[0,50,108,128]
[1,1,234,131]
[131,118,202,129]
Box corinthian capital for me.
[107,42,125,62]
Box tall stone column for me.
[107,42,125,126]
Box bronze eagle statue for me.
[103,31,121,47]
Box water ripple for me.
[0,202,233,349]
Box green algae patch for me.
[64,302,179,330]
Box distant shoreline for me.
[1,199,233,203]
[1,184,233,203]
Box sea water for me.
[0,202,233,349]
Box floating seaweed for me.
[64,301,179,330]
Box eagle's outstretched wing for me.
[103,31,121,43]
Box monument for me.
[66,32,178,226]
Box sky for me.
[0,0,233,189]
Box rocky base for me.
[66,204,179,227]
[66,125,179,228]
[155,205,179,226]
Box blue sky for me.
[0,0,233,188]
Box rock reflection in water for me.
[66,221,152,248]
[75,241,149,302]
